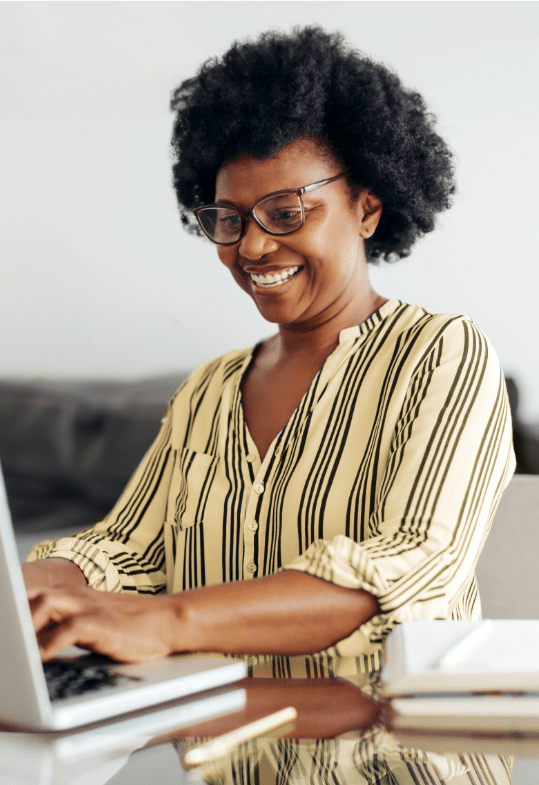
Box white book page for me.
[403,621,539,675]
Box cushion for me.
[0,373,189,528]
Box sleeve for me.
[284,317,516,656]
[26,402,176,593]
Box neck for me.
[276,287,387,360]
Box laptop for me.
[0,468,246,730]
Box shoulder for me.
[387,301,493,350]
[386,302,502,385]
[386,300,477,334]
[374,301,501,382]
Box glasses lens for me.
[254,193,303,234]
[197,207,242,244]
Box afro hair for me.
[170,26,456,262]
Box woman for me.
[24,27,515,671]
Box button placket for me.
[243,459,269,578]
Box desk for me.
[1,657,539,785]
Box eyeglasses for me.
[193,171,350,245]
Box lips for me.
[249,266,302,288]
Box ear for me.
[357,189,383,239]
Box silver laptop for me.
[0,469,246,730]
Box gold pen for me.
[184,706,298,766]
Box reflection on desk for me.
[3,654,539,785]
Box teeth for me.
[250,266,300,287]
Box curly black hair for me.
[170,26,456,263]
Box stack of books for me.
[382,620,539,733]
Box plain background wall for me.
[1,2,538,420]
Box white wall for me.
[1,2,538,420]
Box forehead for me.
[215,138,340,204]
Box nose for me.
[238,217,280,261]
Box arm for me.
[170,570,380,655]
[31,570,379,662]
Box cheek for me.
[302,225,360,278]
[217,247,250,289]
[217,246,240,278]
[216,246,232,269]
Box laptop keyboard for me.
[43,658,127,702]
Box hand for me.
[27,584,180,663]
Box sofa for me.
[0,373,189,533]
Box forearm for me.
[171,570,380,656]
[28,567,380,663]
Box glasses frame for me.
[193,171,350,246]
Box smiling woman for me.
[213,139,385,460]
[24,27,515,673]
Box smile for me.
[250,266,301,288]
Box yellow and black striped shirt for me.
[29,300,515,670]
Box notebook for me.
[383,620,539,733]
[0,466,246,730]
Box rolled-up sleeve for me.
[285,318,515,657]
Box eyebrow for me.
[214,199,240,207]
[214,190,316,208]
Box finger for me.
[29,591,84,635]
[27,587,45,601]
[39,618,117,662]
[38,620,102,662]
[38,620,81,661]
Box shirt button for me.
[246,562,257,573]
[246,453,256,463]
[253,483,264,495]
[248,655,258,666]
[247,520,258,531]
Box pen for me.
[431,620,492,670]
[184,706,298,766]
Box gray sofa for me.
[0,373,189,533]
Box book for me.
[382,620,539,734]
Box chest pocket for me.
[169,448,220,532]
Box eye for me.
[257,196,303,231]
[269,208,302,225]
[218,212,242,233]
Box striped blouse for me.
[28,300,515,670]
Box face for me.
[214,138,382,330]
